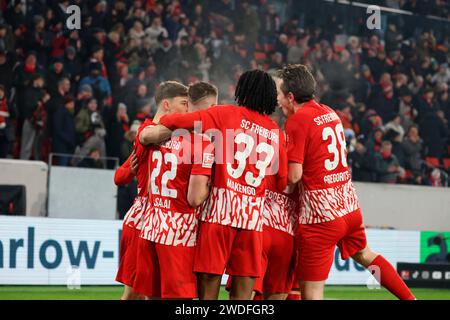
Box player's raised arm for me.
[139,124,173,145]
[159,110,202,131]
[187,136,214,208]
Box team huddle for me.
[114,65,416,300]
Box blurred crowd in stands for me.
[0,0,449,188]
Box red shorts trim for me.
[296,209,367,282]
[115,224,139,287]
[133,238,197,299]
[194,222,263,277]
[254,226,296,295]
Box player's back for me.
[263,175,298,236]
[198,105,287,231]
[285,100,359,224]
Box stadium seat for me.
[264,43,274,52]
[444,158,450,170]
[425,157,440,168]
[404,170,413,179]
[254,52,267,61]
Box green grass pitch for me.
[0,286,450,300]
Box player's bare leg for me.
[121,285,143,300]
[229,276,256,300]
[351,246,378,266]
[197,273,222,300]
[351,246,415,300]
[299,281,325,300]
[263,293,288,300]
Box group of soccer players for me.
[114,64,416,300]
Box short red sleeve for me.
[191,135,214,176]
[285,113,309,164]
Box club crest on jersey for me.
[202,153,214,168]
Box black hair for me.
[235,69,277,115]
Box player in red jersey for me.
[257,175,298,300]
[114,117,157,300]
[276,64,415,300]
[140,70,288,300]
[226,174,298,300]
[133,81,214,299]
[114,150,140,300]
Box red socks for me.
[286,292,302,300]
[369,255,415,300]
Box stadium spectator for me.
[13,51,44,125]
[419,109,449,159]
[402,125,425,178]
[77,147,105,169]
[374,140,405,183]
[0,0,448,188]
[72,98,107,167]
[384,114,405,141]
[105,102,129,165]
[0,49,12,96]
[145,16,168,50]
[52,95,76,166]
[79,62,111,109]
[348,140,375,182]
[46,58,68,96]
[425,168,449,187]
[19,74,49,160]
[46,76,71,138]
[0,84,10,158]
[121,120,140,163]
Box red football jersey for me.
[285,100,360,224]
[122,119,155,230]
[141,133,214,247]
[184,105,288,232]
[263,175,299,236]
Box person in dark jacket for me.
[384,129,407,168]
[402,125,425,179]
[374,140,405,183]
[0,49,13,97]
[46,58,68,96]
[104,102,129,168]
[0,85,11,158]
[419,110,449,159]
[46,76,71,135]
[52,95,76,166]
[348,140,375,182]
[20,74,50,160]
